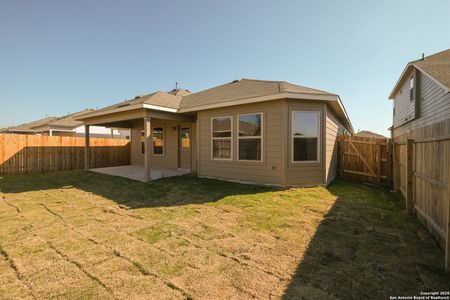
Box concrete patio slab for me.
[89,165,190,182]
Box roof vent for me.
[134,95,141,99]
[231,78,242,84]
[422,53,425,60]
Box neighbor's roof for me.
[354,130,387,139]
[77,79,353,133]
[179,79,333,110]
[389,49,450,99]
[0,116,57,133]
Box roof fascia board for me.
[142,104,178,112]
[389,64,414,99]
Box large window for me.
[292,111,319,162]
[152,127,164,155]
[212,116,232,160]
[238,113,262,161]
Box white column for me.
[144,117,152,182]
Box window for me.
[211,116,232,160]
[152,127,164,155]
[180,128,190,148]
[409,76,414,101]
[238,113,262,161]
[141,131,145,154]
[292,111,320,162]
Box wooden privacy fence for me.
[339,134,450,271]
[0,134,130,176]
[393,136,450,271]
[337,135,393,186]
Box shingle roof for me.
[180,79,333,110]
[0,117,57,133]
[413,49,450,90]
[44,109,95,128]
[94,90,187,114]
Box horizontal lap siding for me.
[325,108,344,184]
[198,101,283,185]
[286,101,325,186]
[130,119,193,169]
[394,70,450,137]
[393,68,416,128]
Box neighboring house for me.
[389,48,450,247]
[389,49,450,138]
[0,116,58,134]
[78,79,353,186]
[1,109,130,139]
[354,130,387,139]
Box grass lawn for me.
[0,171,449,299]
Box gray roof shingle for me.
[180,79,333,110]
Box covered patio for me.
[76,90,197,182]
[89,165,191,182]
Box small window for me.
[141,131,145,154]
[409,76,414,101]
[152,127,164,155]
[292,111,320,162]
[211,116,232,160]
[238,113,262,161]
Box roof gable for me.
[389,49,450,99]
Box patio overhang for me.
[79,107,196,182]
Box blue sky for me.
[1,0,449,135]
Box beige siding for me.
[325,107,346,184]
[393,70,450,137]
[393,68,417,128]
[130,118,195,169]
[286,100,325,186]
[198,101,284,185]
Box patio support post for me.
[84,125,90,170]
[144,117,152,182]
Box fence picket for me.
[0,134,130,176]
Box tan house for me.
[78,79,353,186]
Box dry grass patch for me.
[0,171,449,299]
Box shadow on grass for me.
[0,170,276,208]
[282,179,450,299]
[1,171,449,298]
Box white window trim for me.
[237,112,263,162]
[291,110,321,164]
[152,126,165,156]
[211,116,233,161]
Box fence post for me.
[446,159,450,272]
[386,140,392,188]
[393,141,399,191]
[339,138,345,178]
[377,143,382,184]
[406,139,414,214]
[84,126,91,170]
